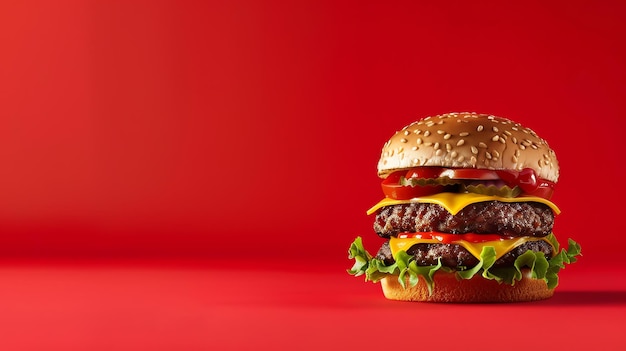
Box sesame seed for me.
[424,130,431,137]
[434,142,440,150]
[512,155,518,162]
[451,151,458,158]
[486,151,492,159]
[400,138,408,143]
[493,150,500,158]
[515,149,520,157]
[504,130,512,136]
[492,126,499,132]
[478,142,487,148]
[411,146,418,151]
[477,125,484,132]
[512,136,518,144]
[404,130,411,136]
[435,149,443,156]
[459,132,470,137]
[492,135,500,142]
[446,143,452,151]
[457,155,465,163]
[443,133,451,140]
[499,138,506,144]
[417,138,423,145]
[397,147,403,153]
[470,146,478,154]
[456,139,465,146]
[437,130,445,135]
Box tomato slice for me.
[381,171,446,199]
[381,167,555,200]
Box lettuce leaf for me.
[347,234,582,294]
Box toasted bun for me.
[378,112,559,183]
[381,270,554,303]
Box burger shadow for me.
[543,290,626,306]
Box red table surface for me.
[1,1,625,349]
[0,258,623,350]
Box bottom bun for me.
[381,270,554,303]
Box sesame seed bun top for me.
[377,112,559,183]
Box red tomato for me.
[381,171,446,199]
[380,167,555,200]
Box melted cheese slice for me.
[367,192,560,216]
[389,235,556,261]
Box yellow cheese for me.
[366,192,560,216]
[389,235,556,261]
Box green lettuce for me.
[347,234,581,294]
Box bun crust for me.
[378,112,559,183]
[381,270,554,303]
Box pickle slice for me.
[461,183,521,197]
[400,176,461,187]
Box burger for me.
[348,112,581,302]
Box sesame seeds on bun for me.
[377,112,559,183]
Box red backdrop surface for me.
[0,1,624,349]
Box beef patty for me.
[374,239,554,268]
[374,201,554,238]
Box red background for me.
[0,0,625,349]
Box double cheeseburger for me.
[348,112,581,302]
